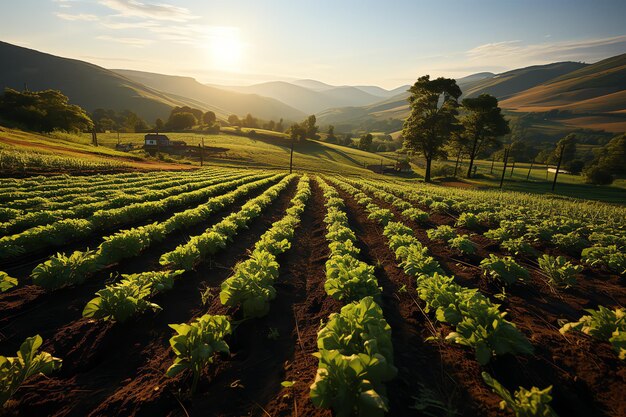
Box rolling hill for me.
[222,80,386,114]
[113,70,306,121]
[0,41,193,123]
[317,59,626,133]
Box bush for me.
[584,165,614,185]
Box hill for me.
[114,70,306,121]
[222,80,385,114]
[0,41,196,123]
[501,54,626,113]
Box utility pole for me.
[526,160,534,180]
[509,159,515,177]
[200,137,204,167]
[91,127,98,147]
[499,148,510,189]
[289,135,295,174]
[551,143,565,192]
[490,154,495,174]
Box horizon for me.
[1,0,625,89]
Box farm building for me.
[144,134,186,149]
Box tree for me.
[121,110,148,133]
[155,118,164,131]
[228,114,241,126]
[171,106,203,122]
[203,111,216,125]
[243,113,258,128]
[0,88,93,132]
[303,115,318,139]
[359,133,373,151]
[166,112,196,130]
[460,94,510,178]
[288,122,306,141]
[276,118,284,132]
[552,133,576,191]
[584,165,614,185]
[326,125,337,143]
[402,75,462,182]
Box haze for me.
[2,0,626,88]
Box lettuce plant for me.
[480,254,529,286]
[537,255,581,288]
[166,314,231,393]
[481,372,558,417]
[0,272,17,292]
[560,306,625,359]
[1,335,62,406]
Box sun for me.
[209,28,243,72]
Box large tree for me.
[402,76,462,182]
[0,88,93,132]
[203,111,216,125]
[460,94,510,178]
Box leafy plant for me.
[31,250,101,290]
[427,225,456,241]
[552,232,588,256]
[367,208,394,225]
[0,335,62,406]
[501,238,536,257]
[481,372,558,417]
[0,272,17,292]
[581,245,626,275]
[448,235,476,255]
[166,314,232,393]
[480,254,529,286]
[560,306,625,359]
[324,255,380,302]
[402,208,429,223]
[398,244,444,278]
[537,255,581,288]
[310,350,390,417]
[83,270,183,322]
[455,212,481,230]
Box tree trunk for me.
[425,157,432,182]
[466,135,479,178]
[551,145,565,192]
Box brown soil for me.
[2,177,298,417]
[351,182,626,417]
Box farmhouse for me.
[144,134,187,149]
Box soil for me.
[1,174,624,417]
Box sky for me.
[1,0,625,89]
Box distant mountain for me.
[114,70,305,121]
[223,80,385,114]
[316,59,626,133]
[501,53,626,113]
[0,41,194,122]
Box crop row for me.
[0,171,272,260]
[0,170,246,235]
[310,178,395,416]
[327,176,560,415]
[28,173,284,290]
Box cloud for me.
[466,35,626,66]
[97,35,153,46]
[99,0,196,22]
[55,12,99,21]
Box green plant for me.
[0,335,62,406]
[501,238,536,257]
[537,255,581,288]
[480,254,529,286]
[310,350,390,417]
[560,306,625,359]
[324,255,380,302]
[367,208,394,225]
[581,245,626,275]
[448,235,476,255]
[455,212,480,230]
[427,225,457,241]
[166,314,232,393]
[0,272,17,292]
[552,232,588,256]
[481,372,558,417]
[30,250,101,290]
[402,208,429,223]
[82,270,183,322]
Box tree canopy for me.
[0,88,93,132]
[402,75,462,182]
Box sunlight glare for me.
[209,27,242,72]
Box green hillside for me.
[114,70,306,121]
[0,41,192,123]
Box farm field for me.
[0,167,624,417]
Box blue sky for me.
[1,0,625,88]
